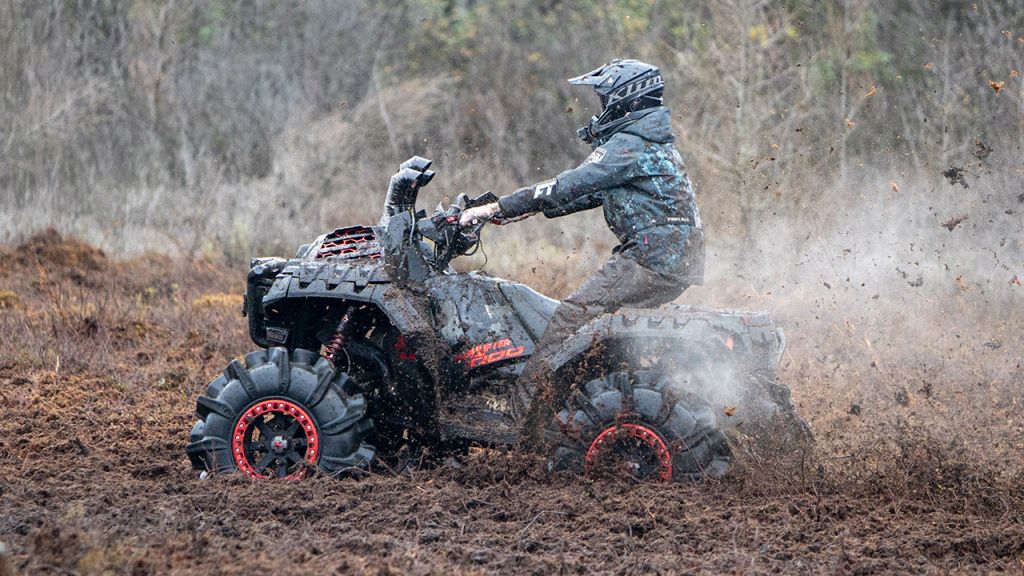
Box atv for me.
[186,156,806,482]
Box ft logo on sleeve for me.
[532,179,556,199]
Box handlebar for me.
[417,191,497,268]
[378,156,502,280]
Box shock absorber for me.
[322,307,354,367]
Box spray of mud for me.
[673,155,1024,486]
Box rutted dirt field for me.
[2,233,1023,574]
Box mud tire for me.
[549,370,730,482]
[186,347,375,477]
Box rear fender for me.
[549,305,785,382]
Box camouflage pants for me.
[519,253,687,448]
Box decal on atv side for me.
[453,338,526,369]
[533,179,556,199]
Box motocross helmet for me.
[569,59,664,144]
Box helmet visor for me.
[567,64,612,86]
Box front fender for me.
[253,258,431,350]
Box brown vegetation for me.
[1,1,1022,271]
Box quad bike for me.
[186,156,807,482]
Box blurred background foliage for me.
[0,0,1020,293]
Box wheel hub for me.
[270,436,288,453]
[584,423,673,482]
[232,399,319,480]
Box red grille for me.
[315,226,381,260]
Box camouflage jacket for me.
[498,106,704,284]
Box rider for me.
[459,59,705,447]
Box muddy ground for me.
[2,232,1024,574]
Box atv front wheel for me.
[549,371,730,482]
[186,347,375,478]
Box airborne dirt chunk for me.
[942,166,969,188]
[941,213,969,231]
[974,138,993,162]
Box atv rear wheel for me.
[549,370,730,482]
[186,347,375,478]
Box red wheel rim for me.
[232,399,319,479]
[584,423,673,482]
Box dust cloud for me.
[684,157,1024,476]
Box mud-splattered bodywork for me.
[240,225,788,449]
